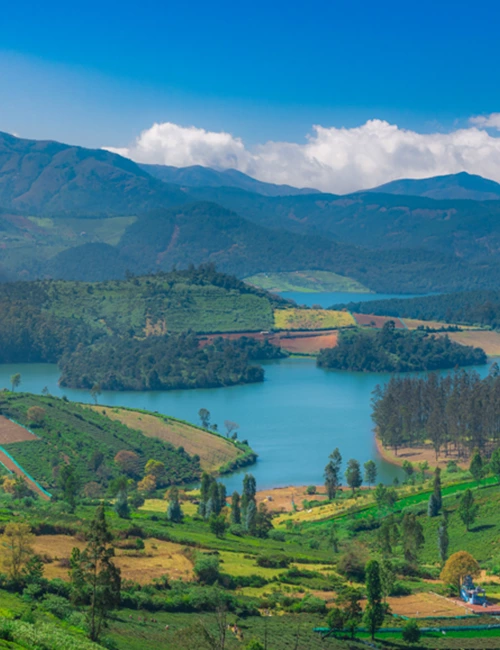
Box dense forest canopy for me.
[59,334,285,391]
[334,291,500,329]
[372,366,500,458]
[317,321,487,373]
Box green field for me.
[245,270,370,293]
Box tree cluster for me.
[318,321,486,373]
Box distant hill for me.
[190,187,500,261]
[368,172,500,201]
[140,163,318,196]
[0,131,186,215]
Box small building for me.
[461,575,486,605]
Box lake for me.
[280,291,430,308]
[0,358,492,494]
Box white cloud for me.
[105,118,500,194]
[469,113,500,130]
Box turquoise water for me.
[0,359,492,493]
[281,291,429,308]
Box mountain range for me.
[2,130,500,292]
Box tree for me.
[401,513,424,566]
[199,408,211,429]
[432,467,442,513]
[167,486,184,523]
[402,620,421,644]
[345,459,362,493]
[378,517,399,555]
[114,480,130,519]
[458,489,478,531]
[10,373,21,392]
[137,474,156,494]
[58,464,80,513]
[490,447,500,482]
[363,560,386,640]
[363,460,377,486]
[329,523,340,553]
[224,420,239,438]
[469,449,484,482]
[90,383,101,405]
[0,523,34,582]
[27,406,45,427]
[114,450,141,478]
[440,551,480,595]
[418,461,429,481]
[438,513,449,565]
[380,558,395,602]
[69,504,121,642]
[241,473,257,520]
[324,448,342,499]
[209,514,227,538]
[194,554,221,585]
[144,459,166,485]
[230,491,241,525]
[255,503,273,538]
[428,493,440,517]
[402,460,414,483]
[338,587,363,639]
[245,500,257,534]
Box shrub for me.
[268,529,286,542]
[194,554,221,585]
[306,485,317,495]
[402,619,421,644]
[256,553,291,569]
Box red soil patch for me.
[0,416,37,444]
[353,313,405,329]
[199,330,339,355]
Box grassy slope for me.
[88,406,252,473]
[245,270,370,293]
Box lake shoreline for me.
[374,432,468,471]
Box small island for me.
[317,321,487,372]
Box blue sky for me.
[2,0,500,191]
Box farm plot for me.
[33,535,194,583]
[441,330,500,356]
[90,406,242,472]
[271,331,339,354]
[0,416,37,444]
[274,309,355,331]
[387,592,468,618]
[353,313,405,329]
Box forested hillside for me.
[317,321,487,372]
[338,291,500,329]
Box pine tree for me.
[345,459,363,493]
[70,505,121,642]
[231,491,241,524]
[438,513,449,565]
[363,560,386,640]
[363,460,377,486]
[432,467,442,513]
[469,449,483,481]
[458,489,478,531]
[245,500,257,534]
[427,493,440,518]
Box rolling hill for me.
[368,171,500,201]
[0,131,187,215]
[140,163,317,195]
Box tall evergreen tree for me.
[69,505,121,642]
[363,460,377,486]
[458,489,478,531]
[345,459,362,493]
[438,513,449,565]
[167,486,183,523]
[231,491,241,524]
[432,467,442,513]
[363,560,385,640]
[324,448,342,499]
